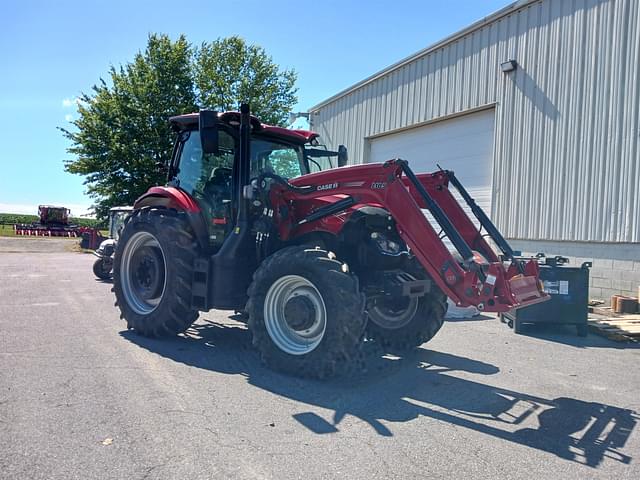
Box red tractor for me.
[113,105,548,378]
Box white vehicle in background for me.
[93,207,133,280]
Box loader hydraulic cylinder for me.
[397,160,474,264]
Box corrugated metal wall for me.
[310,0,640,243]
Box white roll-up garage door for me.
[368,108,496,218]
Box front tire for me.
[366,260,447,350]
[247,246,366,378]
[93,258,112,280]
[113,209,199,337]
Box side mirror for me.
[337,145,348,167]
[199,109,219,154]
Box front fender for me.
[94,238,116,257]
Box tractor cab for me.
[108,206,134,241]
[166,112,347,250]
[38,205,71,226]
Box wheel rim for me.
[120,231,167,315]
[102,260,112,274]
[368,295,419,330]
[263,275,327,355]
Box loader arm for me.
[272,159,548,313]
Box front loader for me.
[113,104,548,378]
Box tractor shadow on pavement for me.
[120,317,637,468]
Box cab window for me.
[176,130,235,198]
[251,139,303,179]
[176,129,236,250]
[306,154,334,173]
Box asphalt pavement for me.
[1,237,639,479]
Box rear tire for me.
[113,209,199,337]
[247,246,366,378]
[366,260,447,350]
[93,258,112,280]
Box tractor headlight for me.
[370,232,401,255]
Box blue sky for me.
[0,0,508,216]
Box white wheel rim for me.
[263,275,327,355]
[120,231,167,315]
[368,296,419,330]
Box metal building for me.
[309,0,640,302]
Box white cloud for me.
[64,114,74,122]
[62,97,86,108]
[66,203,95,218]
[0,203,37,215]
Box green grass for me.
[0,224,16,237]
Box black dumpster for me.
[502,255,591,336]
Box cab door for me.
[174,129,237,250]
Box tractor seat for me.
[204,167,232,203]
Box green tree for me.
[194,36,297,126]
[62,33,298,219]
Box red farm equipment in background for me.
[14,205,79,237]
[13,205,104,248]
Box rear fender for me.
[133,186,209,250]
[134,186,200,213]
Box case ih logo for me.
[317,183,338,191]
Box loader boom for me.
[274,159,547,313]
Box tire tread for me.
[113,208,199,337]
[247,246,365,378]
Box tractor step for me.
[191,258,209,310]
[383,271,431,298]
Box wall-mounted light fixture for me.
[288,112,311,126]
[500,60,517,73]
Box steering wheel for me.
[210,167,232,187]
